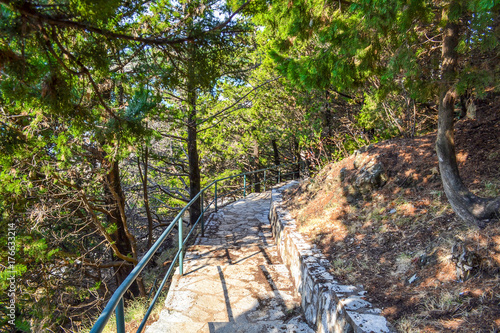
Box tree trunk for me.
[459,89,476,119]
[253,140,261,192]
[323,90,332,138]
[271,139,280,166]
[138,146,154,248]
[294,138,300,179]
[187,52,201,226]
[436,21,500,228]
[105,161,145,296]
[187,108,201,226]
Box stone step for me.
[208,318,315,333]
[183,244,281,270]
[198,216,274,247]
[145,190,314,333]
[145,318,314,333]
[192,231,275,248]
[146,264,303,333]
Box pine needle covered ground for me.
[282,99,500,332]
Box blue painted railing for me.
[89,163,301,333]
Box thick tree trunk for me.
[105,161,145,296]
[187,109,201,226]
[186,53,201,226]
[436,21,500,228]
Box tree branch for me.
[50,29,121,120]
[79,190,138,265]
[327,88,355,100]
[158,132,187,142]
[154,184,190,202]
[198,77,280,126]
[80,259,134,269]
[4,0,251,46]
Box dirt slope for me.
[282,99,500,332]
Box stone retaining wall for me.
[269,181,394,333]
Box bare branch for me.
[158,132,187,142]
[154,184,190,203]
[141,163,189,177]
[197,106,246,133]
[80,259,134,269]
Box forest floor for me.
[281,98,500,332]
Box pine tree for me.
[255,0,500,226]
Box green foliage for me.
[357,94,395,139]
[125,89,157,122]
[0,1,176,330]
[0,0,497,331]
[252,0,499,166]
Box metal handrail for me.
[89,162,302,333]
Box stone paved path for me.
[145,192,314,333]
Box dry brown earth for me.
[282,99,500,332]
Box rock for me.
[354,162,387,190]
[342,160,387,201]
[339,168,348,182]
[341,152,388,203]
[416,252,437,269]
[451,242,482,281]
[352,152,364,170]
[408,274,418,284]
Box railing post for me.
[243,174,246,197]
[214,182,218,212]
[201,192,204,237]
[116,298,125,333]
[178,217,183,276]
[263,170,266,192]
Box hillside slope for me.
[282,99,500,332]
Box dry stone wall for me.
[269,181,394,333]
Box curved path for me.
[145,192,313,333]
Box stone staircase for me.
[145,192,314,333]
